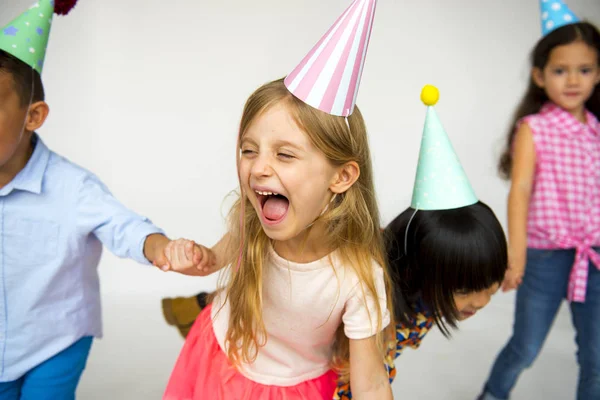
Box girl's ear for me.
[330,161,360,194]
[532,67,545,88]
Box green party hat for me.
[410,85,478,210]
[0,0,78,74]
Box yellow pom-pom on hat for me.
[420,85,439,106]
[412,83,478,210]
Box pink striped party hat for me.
[284,0,377,117]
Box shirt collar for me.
[1,133,50,196]
[541,102,599,137]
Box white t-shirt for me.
[211,246,390,386]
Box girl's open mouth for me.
[256,190,289,224]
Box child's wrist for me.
[144,233,169,263]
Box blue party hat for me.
[540,0,579,36]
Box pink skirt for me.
[164,304,338,400]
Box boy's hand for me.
[158,238,217,276]
[144,233,171,267]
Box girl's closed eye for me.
[277,152,295,160]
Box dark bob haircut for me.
[384,201,507,337]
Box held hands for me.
[154,238,217,276]
[502,250,525,292]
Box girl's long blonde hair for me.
[220,78,395,380]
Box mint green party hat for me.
[410,85,478,210]
[0,0,78,74]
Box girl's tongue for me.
[262,196,289,221]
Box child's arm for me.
[343,265,393,399]
[349,336,393,400]
[503,122,536,292]
[77,173,171,266]
[211,232,233,272]
[77,173,211,271]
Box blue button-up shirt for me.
[0,134,163,381]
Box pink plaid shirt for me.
[524,103,600,303]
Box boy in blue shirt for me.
[0,1,201,398]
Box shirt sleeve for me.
[76,173,165,265]
[342,263,391,340]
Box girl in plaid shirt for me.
[479,14,600,400]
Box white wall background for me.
[2,0,599,398]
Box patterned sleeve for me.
[333,305,435,399]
